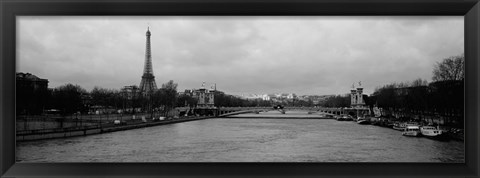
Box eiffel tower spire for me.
[139,26,157,95]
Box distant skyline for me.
[17,16,464,96]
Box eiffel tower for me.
[139,27,157,96]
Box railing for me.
[17,125,101,136]
[16,112,164,132]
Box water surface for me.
[17,114,464,162]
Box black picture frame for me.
[1,0,479,177]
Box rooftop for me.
[16,72,47,81]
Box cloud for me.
[17,16,463,95]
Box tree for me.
[152,80,178,116]
[162,80,178,91]
[411,78,428,87]
[51,84,88,115]
[214,92,230,107]
[177,94,198,107]
[90,87,123,113]
[370,76,463,127]
[372,84,396,111]
[428,80,464,126]
[323,95,350,108]
[432,54,464,82]
[162,80,178,108]
[91,87,110,107]
[121,86,141,114]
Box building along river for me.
[16,111,464,162]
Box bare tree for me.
[51,83,88,115]
[157,80,178,116]
[162,80,178,91]
[432,54,464,82]
[411,78,428,87]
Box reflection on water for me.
[17,114,464,162]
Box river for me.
[16,112,464,162]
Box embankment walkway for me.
[17,116,212,142]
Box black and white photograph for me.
[15,16,464,162]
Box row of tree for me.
[213,92,271,107]
[321,94,374,108]
[370,54,464,128]
[322,95,350,108]
[17,83,91,115]
[372,54,464,121]
[370,79,463,125]
[16,79,182,116]
[19,77,297,116]
[320,54,464,126]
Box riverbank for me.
[346,116,464,142]
[16,116,212,142]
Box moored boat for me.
[371,117,382,126]
[336,114,353,121]
[393,122,404,131]
[420,126,442,137]
[402,125,421,137]
[420,125,449,140]
[386,122,395,128]
[377,117,394,128]
[324,114,335,119]
[393,122,420,131]
[343,115,354,121]
[356,117,370,125]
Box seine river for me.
[17,112,464,162]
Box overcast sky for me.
[17,16,463,96]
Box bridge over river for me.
[176,106,371,118]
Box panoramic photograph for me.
[16,16,464,162]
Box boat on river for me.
[420,125,449,140]
[336,114,353,121]
[346,115,355,121]
[393,122,404,130]
[420,126,442,137]
[402,125,421,137]
[386,122,395,128]
[374,117,394,128]
[356,117,370,125]
[393,122,420,131]
[371,117,381,126]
